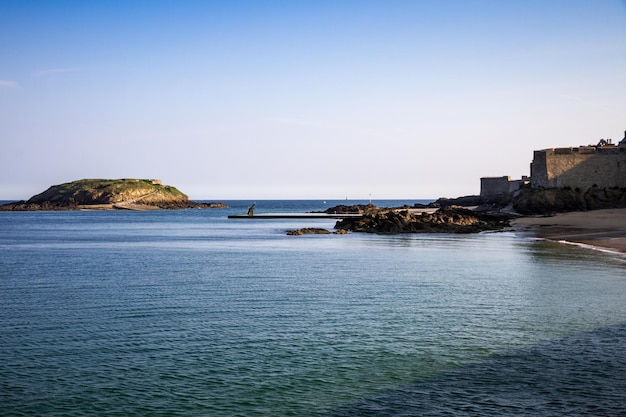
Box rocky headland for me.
[0,179,228,211]
[508,186,626,215]
[435,186,626,215]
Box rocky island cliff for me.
[0,179,227,211]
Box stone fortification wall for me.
[480,176,525,197]
[531,146,626,189]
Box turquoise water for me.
[1,200,625,416]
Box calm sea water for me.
[1,200,625,416]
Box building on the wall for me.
[480,176,529,197]
[530,131,626,190]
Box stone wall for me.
[480,176,526,197]
[481,176,510,197]
[530,146,626,189]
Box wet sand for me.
[512,208,626,254]
[78,203,160,210]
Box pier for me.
[228,213,363,219]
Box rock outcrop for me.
[511,186,626,215]
[430,187,626,216]
[429,195,489,208]
[335,206,510,234]
[0,179,228,211]
[320,203,378,214]
[286,228,348,235]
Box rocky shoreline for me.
[299,186,626,235]
[430,186,626,215]
[289,203,512,235]
[0,200,229,211]
[5,179,626,239]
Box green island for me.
[0,178,228,211]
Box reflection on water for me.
[323,323,626,416]
[1,207,626,416]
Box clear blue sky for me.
[1,0,625,200]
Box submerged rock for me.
[286,228,348,236]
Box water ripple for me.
[322,323,626,416]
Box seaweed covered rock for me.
[286,228,347,235]
[335,206,510,234]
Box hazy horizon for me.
[2,1,626,200]
[0,179,443,202]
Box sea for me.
[1,199,626,416]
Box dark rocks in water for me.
[286,228,348,236]
[429,194,514,209]
[335,206,511,234]
[0,200,78,211]
[430,195,486,208]
[0,200,228,211]
[320,203,377,214]
[139,200,229,210]
[196,202,229,209]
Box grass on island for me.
[55,179,186,197]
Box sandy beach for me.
[512,208,626,254]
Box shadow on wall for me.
[530,144,626,190]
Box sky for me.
[1,0,626,200]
